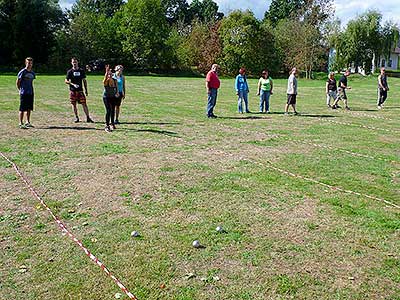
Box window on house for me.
[388,59,392,67]
[381,59,386,67]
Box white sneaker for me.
[25,122,34,128]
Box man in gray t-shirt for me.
[285,67,298,115]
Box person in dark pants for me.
[16,57,35,129]
[103,65,119,132]
[206,64,220,118]
[377,67,389,109]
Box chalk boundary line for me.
[0,152,138,300]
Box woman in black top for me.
[325,72,337,108]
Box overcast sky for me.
[59,0,400,27]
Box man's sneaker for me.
[104,126,111,132]
[345,106,350,110]
[377,105,382,110]
[115,119,120,124]
[74,117,80,123]
[327,104,331,108]
[245,110,251,113]
[25,122,34,128]
[210,114,218,118]
[19,124,28,129]
[87,117,94,123]
[284,112,289,115]
[111,124,116,130]
[294,111,299,115]
[266,111,270,114]
[331,105,337,109]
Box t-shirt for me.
[338,75,347,89]
[378,74,388,89]
[326,78,337,91]
[258,77,273,91]
[287,74,297,95]
[206,71,220,89]
[66,68,86,91]
[113,74,124,93]
[17,68,35,95]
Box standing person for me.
[113,65,126,124]
[332,69,351,110]
[257,69,273,113]
[377,67,389,109]
[103,65,119,132]
[235,68,250,113]
[206,64,220,118]
[65,57,94,123]
[325,72,337,108]
[16,57,35,129]
[285,67,298,115]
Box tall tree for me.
[0,0,65,66]
[219,10,277,75]
[119,0,170,69]
[264,0,303,27]
[67,0,124,64]
[164,0,190,24]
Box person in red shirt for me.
[206,64,220,118]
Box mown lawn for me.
[0,74,399,300]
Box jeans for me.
[259,90,271,112]
[103,96,116,126]
[237,90,249,113]
[206,88,218,116]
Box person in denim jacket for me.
[235,68,250,113]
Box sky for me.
[59,0,400,27]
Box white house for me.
[378,46,400,70]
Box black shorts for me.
[287,94,297,104]
[115,94,123,106]
[20,94,34,111]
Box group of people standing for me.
[206,64,391,118]
[206,65,298,117]
[16,57,126,132]
[15,59,391,129]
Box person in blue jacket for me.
[235,68,250,113]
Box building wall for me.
[379,53,400,70]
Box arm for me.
[256,79,261,95]
[235,76,239,95]
[83,78,88,95]
[16,78,21,91]
[122,76,126,99]
[270,79,273,94]
[325,81,329,94]
[378,75,385,90]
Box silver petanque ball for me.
[131,231,140,237]
[192,240,201,248]
[216,226,224,233]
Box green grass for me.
[0,74,399,300]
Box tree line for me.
[0,0,398,76]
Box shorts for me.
[287,94,297,104]
[115,93,123,106]
[70,91,86,104]
[327,90,337,99]
[20,94,34,111]
[337,88,347,100]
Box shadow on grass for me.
[38,126,179,137]
[130,128,179,137]
[93,121,180,125]
[41,126,98,131]
[296,114,336,118]
[218,115,264,120]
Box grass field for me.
[0,74,399,300]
